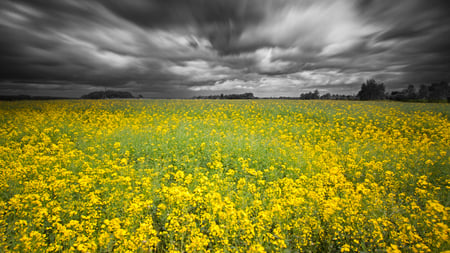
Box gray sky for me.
[1,0,449,98]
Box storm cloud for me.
[0,0,449,97]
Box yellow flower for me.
[341,244,351,252]
[249,243,266,253]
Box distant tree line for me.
[297,79,449,102]
[81,90,134,99]
[194,93,255,99]
[298,79,387,100]
[2,81,448,102]
[319,93,356,100]
[297,91,357,100]
[0,90,142,100]
[193,80,449,102]
[0,95,68,101]
[299,90,320,100]
[388,81,449,102]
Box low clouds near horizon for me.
[1,0,449,98]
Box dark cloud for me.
[99,0,266,55]
[0,0,449,98]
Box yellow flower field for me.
[0,100,449,252]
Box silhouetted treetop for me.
[81,90,134,99]
[428,81,449,101]
[390,81,449,102]
[357,79,386,100]
[299,89,320,100]
[194,93,255,99]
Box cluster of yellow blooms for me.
[0,100,449,252]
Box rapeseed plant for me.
[0,100,448,252]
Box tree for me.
[299,89,320,100]
[357,79,386,100]
[428,81,449,101]
[193,92,256,99]
[390,84,417,101]
[313,89,320,99]
[418,84,429,99]
[320,93,331,100]
[405,84,416,99]
[81,90,134,99]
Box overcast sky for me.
[1,0,449,98]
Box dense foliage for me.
[81,90,134,99]
[194,93,255,99]
[357,79,386,100]
[0,100,449,252]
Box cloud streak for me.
[0,0,449,97]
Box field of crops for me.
[0,100,449,252]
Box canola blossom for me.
[0,100,449,252]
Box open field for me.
[0,100,449,252]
